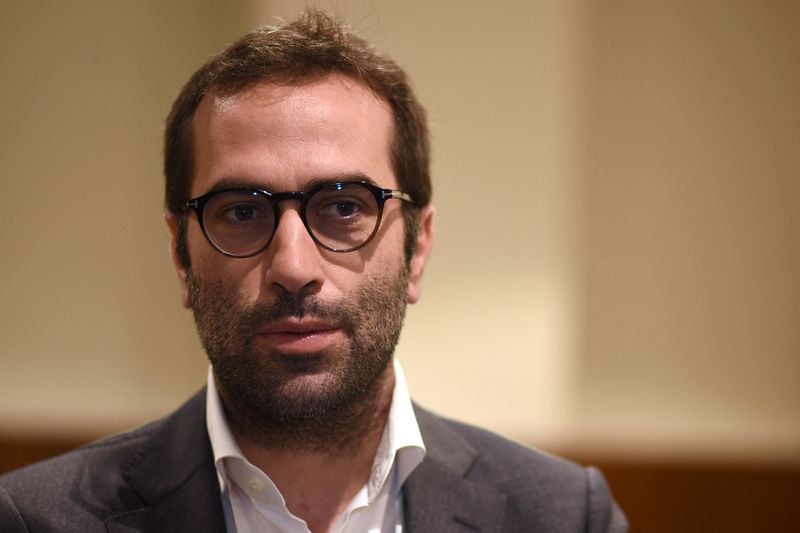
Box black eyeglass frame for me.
[183,180,416,258]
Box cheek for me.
[318,230,406,290]
[187,237,264,302]
[377,210,410,268]
[185,221,209,260]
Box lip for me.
[255,319,342,353]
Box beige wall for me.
[0,0,797,461]
[0,1,252,434]
[576,0,800,460]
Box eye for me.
[215,202,269,225]
[228,205,257,221]
[306,184,379,236]
[324,199,361,218]
[315,196,371,222]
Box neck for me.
[230,364,396,532]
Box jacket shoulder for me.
[0,390,208,532]
[0,420,161,532]
[414,406,627,532]
[442,414,585,482]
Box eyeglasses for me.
[184,180,415,257]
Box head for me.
[163,10,434,449]
[164,9,431,268]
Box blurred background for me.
[1,0,798,530]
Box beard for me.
[186,263,409,452]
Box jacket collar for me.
[403,405,507,532]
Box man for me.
[0,10,626,533]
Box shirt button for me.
[248,479,262,493]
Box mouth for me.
[255,319,342,353]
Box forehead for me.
[190,74,397,195]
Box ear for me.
[165,212,192,309]
[407,205,435,304]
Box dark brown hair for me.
[164,10,430,265]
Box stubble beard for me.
[187,264,409,453]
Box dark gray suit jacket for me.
[0,390,627,532]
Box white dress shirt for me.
[206,359,426,533]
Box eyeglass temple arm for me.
[383,190,414,204]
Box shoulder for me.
[0,390,207,532]
[0,420,160,532]
[434,411,585,485]
[413,405,628,532]
[1,415,165,486]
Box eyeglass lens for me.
[201,182,382,256]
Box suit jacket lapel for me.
[404,406,507,533]
[104,389,227,533]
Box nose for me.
[262,205,325,296]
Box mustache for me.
[237,291,355,335]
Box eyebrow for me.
[204,172,379,194]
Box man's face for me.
[167,75,433,433]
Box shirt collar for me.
[205,358,426,503]
[368,358,425,500]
